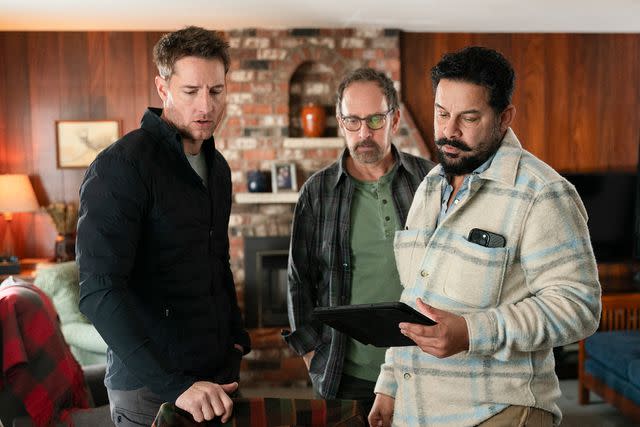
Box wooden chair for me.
[578,293,640,422]
[152,399,367,427]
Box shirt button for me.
[382,199,388,204]
[454,199,460,204]
[404,372,411,380]
[420,270,429,278]
[209,229,214,237]
[385,216,390,221]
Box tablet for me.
[313,302,436,347]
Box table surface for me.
[0,257,53,282]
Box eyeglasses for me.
[339,109,394,132]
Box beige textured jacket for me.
[375,129,601,426]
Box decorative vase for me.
[54,233,76,262]
[300,103,326,138]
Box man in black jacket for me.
[77,26,250,426]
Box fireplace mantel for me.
[282,137,344,149]
[235,192,299,204]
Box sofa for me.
[578,293,640,423]
[33,261,108,366]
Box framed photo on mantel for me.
[56,120,120,168]
[271,162,298,193]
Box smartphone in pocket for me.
[468,228,506,248]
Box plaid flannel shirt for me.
[0,281,88,427]
[285,145,434,398]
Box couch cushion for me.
[585,358,629,397]
[585,330,640,381]
[623,381,640,406]
[628,359,640,387]
[34,261,87,325]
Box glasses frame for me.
[339,108,395,132]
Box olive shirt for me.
[343,168,404,382]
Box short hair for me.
[336,67,399,115]
[430,46,515,113]
[153,26,230,79]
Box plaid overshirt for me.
[284,145,434,398]
[376,129,601,426]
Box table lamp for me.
[0,174,40,274]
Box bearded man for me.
[369,46,601,427]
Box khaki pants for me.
[477,405,553,427]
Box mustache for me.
[355,138,377,149]
[435,137,472,152]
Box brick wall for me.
[220,28,429,296]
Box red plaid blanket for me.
[0,282,88,426]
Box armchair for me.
[578,293,640,422]
[33,262,107,365]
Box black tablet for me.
[313,302,436,347]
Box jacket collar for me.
[141,107,216,157]
[332,143,417,188]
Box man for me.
[285,68,434,410]
[369,46,601,427]
[77,26,250,426]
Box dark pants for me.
[335,374,376,422]
[108,387,164,427]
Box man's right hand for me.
[175,381,238,423]
[368,393,395,427]
[302,350,315,370]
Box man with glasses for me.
[284,68,434,412]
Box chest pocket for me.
[443,234,509,308]
[394,229,430,289]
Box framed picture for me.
[56,120,120,168]
[271,162,298,192]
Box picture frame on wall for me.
[56,120,120,168]
[271,162,298,193]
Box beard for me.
[348,137,385,164]
[435,126,503,175]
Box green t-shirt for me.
[343,166,404,382]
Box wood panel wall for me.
[400,33,640,172]
[2,31,639,258]
[0,32,164,258]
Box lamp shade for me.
[0,174,39,213]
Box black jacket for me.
[77,108,250,402]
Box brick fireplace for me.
[220,28,429,386]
